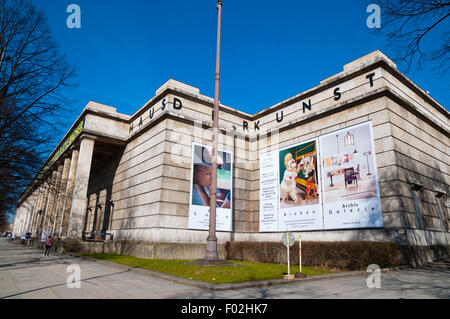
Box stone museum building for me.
[12,51,450,263]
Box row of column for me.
[12,135,96,239]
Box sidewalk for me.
[1,238,449,299]
[0,239,202,299]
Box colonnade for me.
[12,135,96,239]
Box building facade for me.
[13,51,450,260]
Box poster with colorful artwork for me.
[278,139,323,231]
[259,138,323,232]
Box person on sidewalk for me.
[44,235,53,256]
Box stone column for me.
[61,147,79,238]
[14,207,21,234]
[35,190,43,235]
[32,187,44,235]
[67,135,96,239]
[54,157,71,237]
[19,207,25,233]
[42,170,57,232]
[20,203,27,234]
[37,186,45,234]
[50,164,64,236]
[25,193,37,233]
[36,185,47,235]
[22,202,30,234]
[21,204,27,234]
[16,207,24,234]
[30,190,41,233]
[29,193,38,234]
[13,207,21,234]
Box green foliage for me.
[63,238,83,253]
[79,253,332,284]
[226,241,404,271]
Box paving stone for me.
[0,239,449,299]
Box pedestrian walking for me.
[44,235,53,256]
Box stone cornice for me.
[252,59,449,121]
[129,59,449,125]
[128,86,449,144]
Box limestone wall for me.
[14,51,449,248]
[77,60,449,244]
[385,99,449,232]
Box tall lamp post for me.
[205,0,223,261]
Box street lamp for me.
[204,0,223,261]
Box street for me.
[0,238,449,299]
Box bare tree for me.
[375,0,450,74]
[0,0,75,220]
[0,197,11,231]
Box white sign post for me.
[287,233,290,276]
[282,230,295,280]
[299,235,301,272]
[295,235,307,278]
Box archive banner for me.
[319,122,383,229]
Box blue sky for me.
[33,0,449,127]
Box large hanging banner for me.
[188,143,233,232]
[278,139,323,231]
[259,121,383,232]
[260,138,323,232]
[319,121,383,229]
